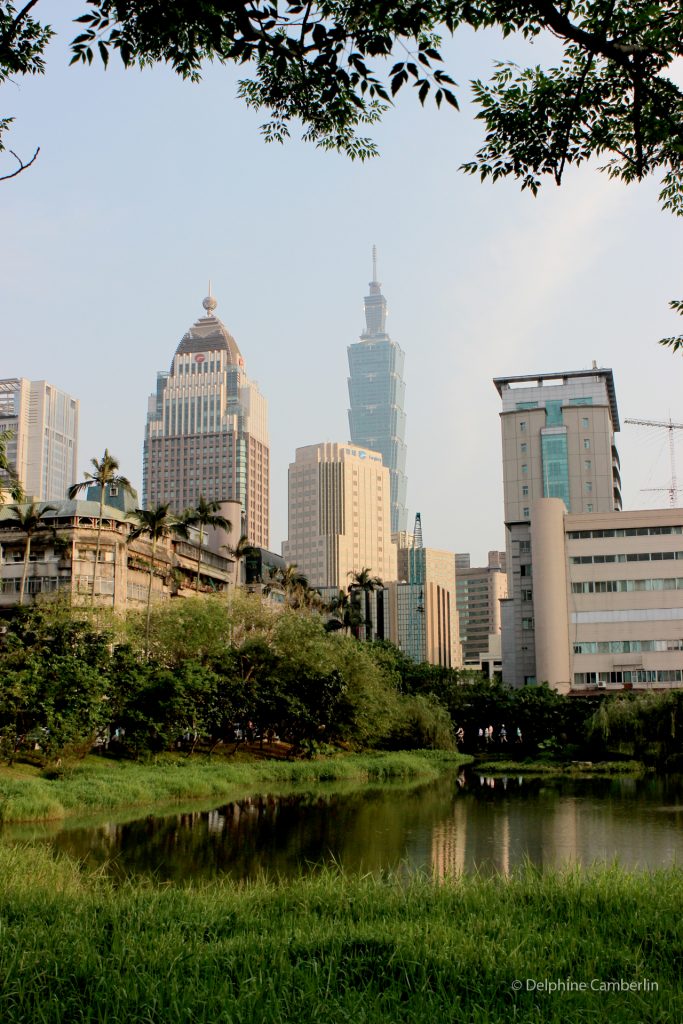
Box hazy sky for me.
[2,4,681,563]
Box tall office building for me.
[390,532,461,668]
[143,292,269,547]
[456,551,508,665]
[282,442,397,589]
[494,366,621,686]
[348,248,408,533]
[0,378,79,500]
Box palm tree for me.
[223,533,256,590]
[325,589,362,635]
[279,563,310,608]
[127,504,187,656]
[348,568,384,641]
[9,502,57,604]
[0,430,24,504]
[180,496,231,592]
[68,450,135,604]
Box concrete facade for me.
[143,293,269,547]
[0,498,239,609]
[456,552,508,665]
[0,378,79,501]
[527,502,683,694]
[391,539,461,668]
[494,368,621,686]
[282,442,397,589]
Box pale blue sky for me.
[2,3,681,562]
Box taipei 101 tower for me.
[347,247,408,533]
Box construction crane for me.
[624,417,683,507]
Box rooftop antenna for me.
[372,245,378,283]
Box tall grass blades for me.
[0,846,681,1023]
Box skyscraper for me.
[0,378,79,500]
[493,366,621,686]
[348,248,408,533]
[282,442,397,589]
[143,292,269,547]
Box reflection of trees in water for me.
[44,772,683,882]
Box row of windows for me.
[568,526,683,539]
[570,551,683,565]
[575,670,683,685]
[572,578,683,594]
[574,639,683,654]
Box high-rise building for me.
[389,541,461,667]
[456,551,508,665]
[282,442,397,589]
[348,248,408,533]
[493,366,621,686]
[143,292,269,547]
[0,378,79,500]
[529,501,683,694]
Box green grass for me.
[0,844,680,1023]
[475,759,648,776]
[0,750,469,823]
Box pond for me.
[8,769,683,882]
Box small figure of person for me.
[500,724,507,743]
[456,726,465,746]
[516,726,523,744]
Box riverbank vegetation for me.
[0,750,466,824]
[474,759,648,777]
[0,844,680,1024]
[2,597,683,779]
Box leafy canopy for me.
[2,2,681,338]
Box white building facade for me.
[0,378,79,501]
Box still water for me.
[12,770,683,882]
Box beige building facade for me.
[283,442,397,589]
[494,368,621,686]
[528,500,683,694]
[0,498,240,610]
[143,294,269,547]
[456,552,508,665]
[0,378,79,501]
[388,539,461,668]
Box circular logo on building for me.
[195,354,206,364]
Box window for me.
[585,481,593,494]
[584,438,591,449]
[523,507,530,518]
[521,588,533,601]
[522,485,529,497]
[520,421,527,432]
[582,417,590,429]
[586,504,593,513]
[520,442,528,454]
[584,460,592,471]
[521,463,528,475]
[522,617,534,630]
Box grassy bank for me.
[475,759,648,776]
[0,844,680,1024]
[0,750,468,824]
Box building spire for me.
[363,245,386,335]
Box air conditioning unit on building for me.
[596,681,607,689]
